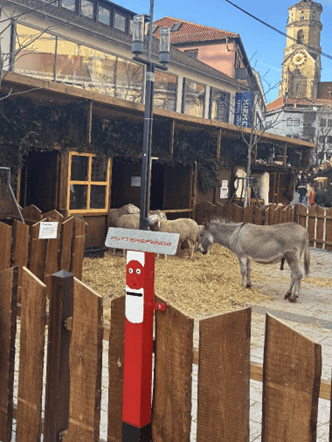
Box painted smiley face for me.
[126,260,144,290]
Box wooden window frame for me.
[67,152,110,214]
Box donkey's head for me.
[198,230,214,255]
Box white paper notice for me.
[38,222,58,239]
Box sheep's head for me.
[150,219,161,231]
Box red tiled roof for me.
[152,17,238,44]
[267,96,332,111]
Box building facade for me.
[266,0,332,166]
[278,0,323,99]
[152,16,266,127]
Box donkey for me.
[198,219,310,302]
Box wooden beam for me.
[283,142,288,169]
[216,129,222,160]
[169,119,175,156]
[87,100,93,145]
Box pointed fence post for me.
[44,270,74,442]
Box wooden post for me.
[44,270,74,442]
[216,129,222,160]
[197,308,251,441]
[16,268,47,442]
[262,314,321,441]
[169,119,175,157]
[87,100,93,145]
[0,222,11,272]
[62,277,103,442]
[283,142,288,168]
[152,296,194,442]
[0,267,18,442]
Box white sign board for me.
[131,176,141,187]
[222,180,228,188]
[220,187,228,199]
[38,222,58,239]
[105,228,180,255]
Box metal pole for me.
[139,0,155,230]
[0,167,25,223]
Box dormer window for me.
[151,25,159,34]
[171,22,182,32]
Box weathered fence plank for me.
[62,278,103,442]
[233,204,243,223]
[59,217,74,272]
[108,296,125,442]
[0,222,11,272]
[152,296,194,442]
[326,207,332,252]
[71,217,87,280]
[243,205,253,223]
[316,205,325,249]
[29,222,47,281]
[44,271,73,442]
[0,267,18,442]
[254,206,263,225]
[16,268,46,442]
[197,308,251,442]
[12,220,29,302]
[308,205,316,247]
[22,204,42,223]
[42,210,64,223]
[298,204,307,230]
[262,314,321,441]
[44,218,62,295]
[215,202,226,219]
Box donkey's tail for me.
[304,233,310,276]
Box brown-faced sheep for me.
[150,218,199,259]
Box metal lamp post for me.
[131,2,170,230]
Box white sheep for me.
[150,218,199,259]
[116,210,167,230]
[109,204,140,227]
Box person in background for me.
[307,183,314,206]
[298,182,307,205]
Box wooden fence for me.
[1,267,330,441]
[0,205,87,298]
[196,201,332,251]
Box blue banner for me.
[234,91,253,128]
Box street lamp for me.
[131,3,170,230]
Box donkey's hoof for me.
[288,296,298,303]
[246,284,252,289]
[284,292,292,299]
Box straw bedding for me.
[82,244,266,324]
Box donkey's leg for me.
[238,257,248,287]
[285,256,302,302]
[246,258,252,288]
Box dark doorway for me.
[150,162,165,210]
[20,151,59,212]
[110,158,142,209]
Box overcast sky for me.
[116,0,332,103]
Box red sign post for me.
[122,250,164,441]
[105,228,179,442]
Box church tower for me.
[278,0,323,99]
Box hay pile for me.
[82,245,266,324]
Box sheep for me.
[150,218,199,259]
[109,204,140,227]
[116,210,167,230]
